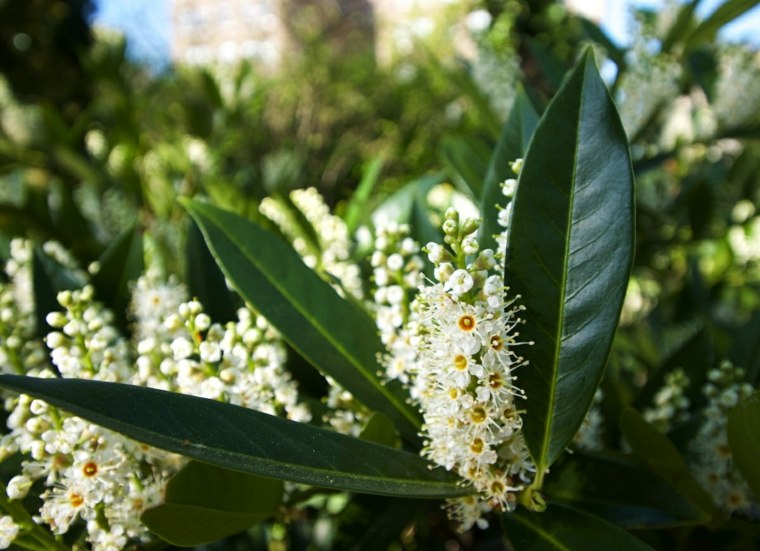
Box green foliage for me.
[141,462,283,546]
[183,199,421,442]
[0,1,759,549]
[506,50,635,482]
[0,374,467,498]
[727,391,760,498]
[503,502,653,550]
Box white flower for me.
[170,337,194,360]
[0,516,19,548]
[6,474,32,499]
[446,269,474,296]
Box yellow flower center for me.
[453,354,468,371]
[470,438,484,454]
[470,406,487,423]
[69,492,84,508]
[82,461,98,478]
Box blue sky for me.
[92,0,760,64]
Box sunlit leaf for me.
[0,375,469,498]
[505,50,635,479]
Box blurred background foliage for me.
[0,0,760,548]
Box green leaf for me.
[371,173,446,231]
[186,218,238,323]
[503,502,653,551]
[479,87,539,251]
[31,246,86,339]
[544,453,708,528]
[344,157,384,233]
[359,413,400,449]
[686,0,760,49]
[142,461,282,546]
[182,199,421,443]
[505,50,635,478]
[730,312,760,384]
[727,391,760,499]
[439,135,491,198]
[661,0,701,53]
[91,223,144,331]
[619,407,715,515]
[0,375,469,498]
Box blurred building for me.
[172,0,284,66]
[170,0,461,67]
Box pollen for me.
[453,354,468,371]
[490,335,503,350]
[458,314,476,332]
[470,405,487,423]
[82,461,98,477]
[69,491,84,508]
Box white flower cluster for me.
[0,243,311,549]
[371,221,424,384]
[690,361,757,516]
[643,368,691,433]
[713,46,760,130]
[323,222,425,436]
[1,286,172,548]
[384,207,534,531]
[616,49,682,140]
[260,187,363,299]
[322,375,370,437]
[133,286,311,421]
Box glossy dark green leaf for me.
[619,407,715,515]
[479,87,538,251]
[505,50,635,477]
[0,375,469,498]
[142,461,282,546]
[182,199,421,442]
[503,502,653,551]
[186,218,238,323]
[91,223,143,330]
[727,391,760,498]
[544,453,708,528]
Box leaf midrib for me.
[0,376,465,497]
[538,69,587,474]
